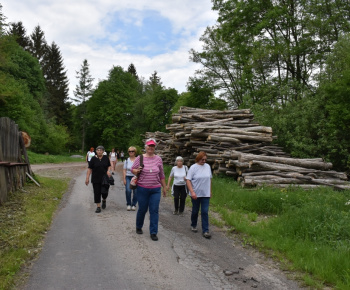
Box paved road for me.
[24,164,302,290]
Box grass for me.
[27,151,85,164]
[0,176,70,290]
[210,174,350,289]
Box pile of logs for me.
[144,107,349,190]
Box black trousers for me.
[173,185,187,212]
[92,183,108,204]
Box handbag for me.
[130,155,143,190]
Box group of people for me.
[85,139,213,241]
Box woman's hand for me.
[85,178,89,186]
[191,192,197,200]
[162,187,167,197]
[123,179,126,186]
[107,171,112,178]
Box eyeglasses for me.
[128,150,135,153]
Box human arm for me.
[166,176,173,191]
[123,167,127,186]
[161,178,167,197]
[85,168,92,185]
[186,179,197,200]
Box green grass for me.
[27,151,85,164]
[164,164,350,288]
[0,176,70,290]
[210,174,350,289]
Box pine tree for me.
[29,25,48,66]
[127,63,138,80]
[148,71,162,91]
[0,4,7,36]
[44,42,70,125]
[73,59,94,153]
[8,21,31,50]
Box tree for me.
[73,59,94,153]
[192,0,350,107]
[85,66,140,150]
[0,4,7,36]
[29,25,48,66]
[8,21,31,50]
[43,42,70,125]
[127,63,138,80]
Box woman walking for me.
[166,156,188,216]
[123,146,138,211]
[109,148,118,174]
[186,151,212,239]
[131,138,166,241]
[85,146,112,213]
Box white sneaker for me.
[131,206,136,211]
[127,205,131,211]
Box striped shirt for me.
[131,155,165,188]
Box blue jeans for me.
[125,175,137,206]
[191,197,210,233]
[136,186,161,234]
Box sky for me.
[2,0,218,100]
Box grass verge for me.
[165,164,350,288]
[0,176,70,290]
[27,151,85,164]
[210,174,350,289]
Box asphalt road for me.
[24,163,302,290]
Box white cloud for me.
[2,0,218,98]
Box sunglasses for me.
[128,150,135,153]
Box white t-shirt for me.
[170,166,188,186]
[87,151,95,161]
[110,152,117,160]
[186,163,212,197]
[124,158,135,177]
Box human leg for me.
[136,186,149,230]
[131,187,138,207]
[125,176,132,206]
[200,197,210,233]
[191,198,200,228]
[173,186,180,213]
[92,183,102,212]
[148,188,161,235]
[179,186,187,213]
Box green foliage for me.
[86,66,140,150]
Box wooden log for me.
[208,133,273,143]
[250,160,319,173]
[239,153,333,170]
[207,135,241,143]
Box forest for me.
[1,1,350,172]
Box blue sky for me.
[1,1,217,98]
[103,10,180,56]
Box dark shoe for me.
[150,234,158,241]
[95,207,101,213]
[173,210,178,215]
[136,228,143,234]
[191,227,198,232]
[112,172,114,175]
[203,232,211,239]
[102,200,106,209]
[179,211,184,217]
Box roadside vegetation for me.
[0,176,70,290]
[27,151,85,164]
[210,174,350,289]
[165,164,350,288]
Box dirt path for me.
[24,162,303,289]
